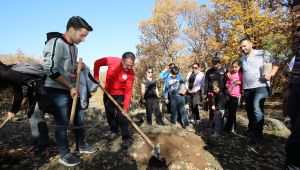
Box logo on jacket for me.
[122,74,128,80]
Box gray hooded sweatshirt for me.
[43,32,78,90]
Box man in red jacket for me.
[94,52,135,149]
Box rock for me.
[264,117,289,132]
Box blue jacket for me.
[164,76,184,99]
[159,69,183,91]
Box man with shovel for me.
[40,16,96,167]
[94,52,135,149]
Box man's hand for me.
[21,97,28,106]
[70,87,79,99]
[165,99,169,104]
[179,89,186,95]
[212,105,215,110]
[263,73,272,81]
[122,109,128,116]
[227,72,231,78]
[78,61,86,70]
[7,112,15,120]
[188,89,194,94]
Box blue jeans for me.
[244,86,269,138]
[40,88,85,156]
[213,110,225,134]
[169,94,189,126]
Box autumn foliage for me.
[132,0,296,102]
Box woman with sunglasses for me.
[185,62,205,125]
[141,68,165,126]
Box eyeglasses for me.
[125,63,134,68]
[192,67,198,69]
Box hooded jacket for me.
[43,32,78,90]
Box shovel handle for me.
[69,58,82,126]
[98,84,155,148]
[0,116,11,129]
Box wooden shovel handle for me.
[98,84,155,148]
[0,116,11,129]
[69,58,82,126]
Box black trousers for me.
[225,95,239,132]
[186,91,201,120]
[145,97,162,124]
[103,94,130,140]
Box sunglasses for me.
[192,67,198,69]
[147,71,153,73]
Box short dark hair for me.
[145,67,153,72]
[169,63,175,67]
[192,62,200,68]
[66,16,93,31]
[170,66,179,75]
[212,80,221,89]
[122,52,136,62]
[232,60,242,67]
[239,37,252,44]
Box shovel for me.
[0,116,12,129]
[98,84,161,159]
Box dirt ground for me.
[0,91,289,170]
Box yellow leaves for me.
[211,0,290,62]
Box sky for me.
[0,0,208,68]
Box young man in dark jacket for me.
[285,1,300,169]
[204,56,226,125]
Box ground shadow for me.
[0,107,139,170]
[195,110,287,170]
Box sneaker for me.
[108,132,118,141]
[121,139,131,149]
[58,153,81,167]
[211,132,221,138]
[78,144,97,154]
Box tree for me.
[212,0,291,62]
[182,4,220,65]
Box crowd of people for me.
[0,1,300,167]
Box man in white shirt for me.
[239,38,278,144]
